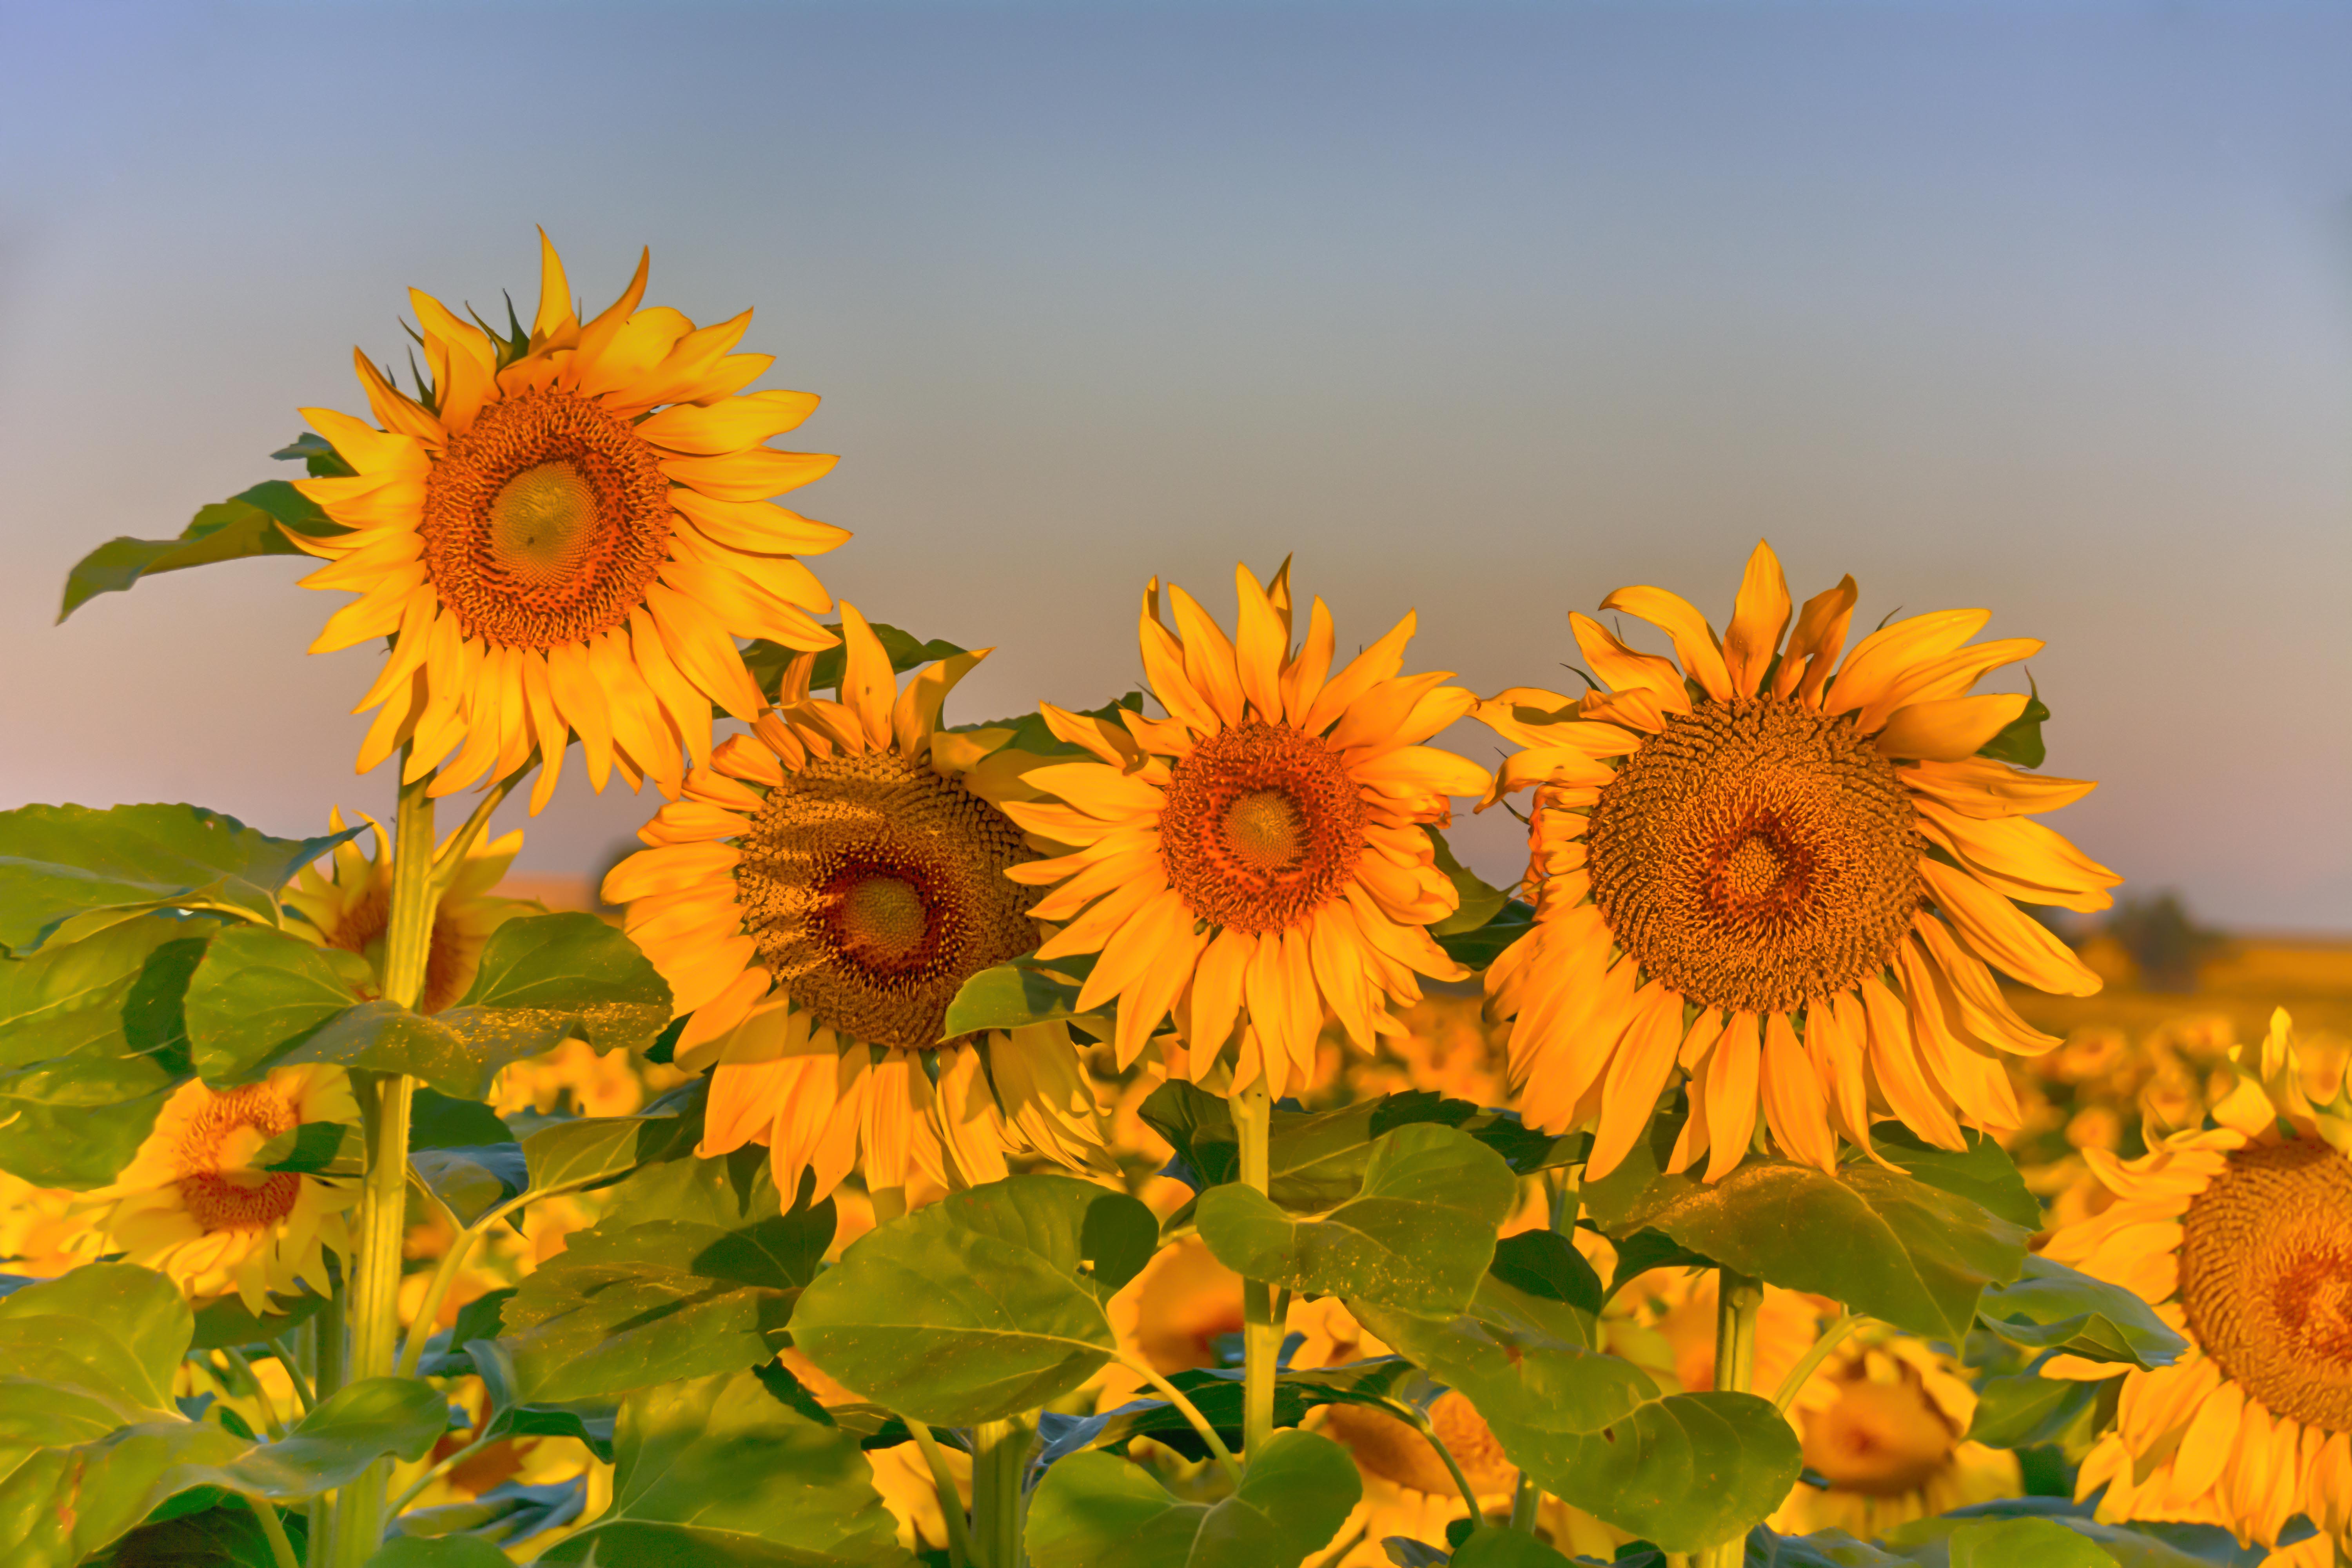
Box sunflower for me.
[999,564,1492,1099]
[2042,1008,2352,1551]
[1477,540,2118,1178]
[283,808,535,1013]
[291,233,847,813]
[601,606,1106,1204]
[94,1065,358,1313]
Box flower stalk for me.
[969,1415,1033,1568]
[1697,1269,1763,1568]
[1233,1069,1278,1463]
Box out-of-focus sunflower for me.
[283,808,535,1013]
[1001,563,1491,1098]
[1479,540,2118,1178]
[94,1065,358,1312]
[291,233,847,812]
[1774,1331,2019,1538]
[2043,1009,2352,1551]
[1100,1235,1245,1409]
[0,1172,99,1278]
[603,607,1106,1204]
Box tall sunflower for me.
[292,233,847,813]
[1478,541,2117,1178]
[94,1065,358,1314]
[1000,564,1492,1099]
[283,808,535,1013]
[2042,1008,2352,1552]
[601,606,1106,1203]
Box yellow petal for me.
[1874,693,2028,761]
[1826,608,1991,718]
[1599,586,1732,702]
[1722,541,1792,698]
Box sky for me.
[2,0,2348,930]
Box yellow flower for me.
[95,1065,358,1313]
[1001,563,1492,1099]
[283,808,534,1013]
[290,233,847,813]
[1478,540,2118,1178]
[603,606,1107,1203]
[491,1036,690,1120]
[0,1172,100,1278]
[2043,1008,2352,1550]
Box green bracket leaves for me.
[58,479,346,623]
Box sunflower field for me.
[2,236,2345,1568]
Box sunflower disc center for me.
[180,1171,305,1233]
[1586,696,1920,1016]
[419,388,673,650]
[2181,1138,2352,1431]
[1160,721,1367,935]
[1798,1371,1957,1497]
[734,751,1040,1050]
[173,1085,304,1232]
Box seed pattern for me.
[1160,720,1367,935]
[173,1084,303,1232]
[1586,696,1920,1014]
[2180,1138,2352,1431]
[735,752,1039,1051]
[419,388,673,649]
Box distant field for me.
[2006,933,2352,1042]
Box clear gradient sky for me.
[3,1,2348,929]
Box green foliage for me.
[169,1376,450,1497]
[1909,1517,2120,1568]
[1974,1256,2186,1369]
[1428,829,1511,937]
[439,912,673,1062]
[1583,1118,2031,1341]
[1036,1358,1419,1466]
[1196,1123,1516,1316]
[792,1174,1139,1427]
[1450,1532,1579,1566]
[1968,1374,2120,1451]
[1026,1427,1361,1568]
[1436,900,1534,970]
[0,802,361,955]
[189,1289,329,1352]
[738,622,968,706]
[1976,691,2052,769]
[183,923,374,1082]
[91,1494,310,1567]
[58,479,345,622]
[367,1537,515,1567]
[940,951,1105,1038]
[538,1369,916,1566]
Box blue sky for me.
[3,1,2348,927]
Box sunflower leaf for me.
[1025,1428,1361,1568]
[58,481,345,622]
[188,1289,330,1352]
[438,913,672,1065]
[0,803,363,956]
[1034,1358,1419,1469]
[940,953,1104,1038]
[1966,1372,2116,1450]
[1435,900,1534,970]
[1428,829,1510,937]
[183,924,375,1084]
[1977,691,2052,769]
[1973,1256,2186,1369]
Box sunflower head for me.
[1478,540,2119,1181]
[603,607,1107,1203]
[95,1065,358,1314]
[2045,1009,2352,1550]
[291,232,850,814]
[998,562,1491,1099]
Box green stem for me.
[1232,1071,1278,1463]
[219,1348,287,1439]
[388,1428,490,1517]
[904,1416,976,1568]
[306,1287,343,1567]
[331,767,438,1568]
[264,1336,314,1413]
[1770,1311,1855,1413]
[1394,1399,1486,1528]
[1695,1270,1762,1568]
[1120,1358,1241,1486]
[394,1172,618,1379]
[245,1494,300,1568]
[969,1416,1033,1568]
[1509,1471,1539,1532]
[428,767,524,891]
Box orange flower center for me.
[319,886,475,1013]
[1586,696,1919,1015]
[735,751,1040,1051]
[2180,1138,2352,1431]
[1323,1391,1517,1500]
[1798,1368,1957,1496]
[1160,721,1366,935]
[419,388,672,650]
[173,1084,305,1234]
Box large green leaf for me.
[1871,1127,2042,1230]
[439,913,671,1061]
[1036,1359,1420,1468]
[0,1263,193,1436]
[91,1495,310,1567]
[183,923,373,1083]
[940,952,1102,1038]
[1976,691,2052,770]
[367,1537,514,1568]
[0,803,360,955]
[189,1289,330,1352]
[791,1176,1127,1427]
[1582,1119,2029,1341]
[926,1174,1158,1304]
[520,1105,697,1196]
[1196,1124,1515,1316]
[538,1369,915,1566]
[1967,1375,2116,1451]
[171,1376,449,1498]
[1918,1517,2116,1568]
[263,1000,479,1097]
[0,915,207,1185]
[502,1194,833,1403]
[1974,1256,2186,1370]
[1027,1427,1360,1568]
[1435,900,1534,970]
[1452,1534,1579,1567]
[0,1421,252,1568]
[58,480,343,622]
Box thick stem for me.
[1509,1471,1539,1532]
[331,769,437,1567]
[904,1416,976,1568]
[218,1347,287,1439]
[1696,1270,1763,1568]
[969,1416,1033,1568]
[1232,1071,1278,1463]
[245,1495,300,1568]
[306,1286,343,1566]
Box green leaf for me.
[189,1289,329,1351]
[461,1336,617,1461]
[1452,1532,1579,1566]
[1976,690,2052,769]
[0,1263,193,1433]
[0,1421,251,1568]
[265,1000,486,1098]
[1428,829,1510,937]
[1868,1127,2042,1231]
[940,952,1103,1038]
[367,1537,514,1568]
[1195,1123,1515,1316]
[1967,1374,2116,1450]
[0,802,361,955]
[256,1118,358,1174]
[1034,1359,1419,1467]
[1974,1256,2186,1369]
[928,1174,1160,1303]
[0,915,209,1185]
[410,1145,528,1228]
[183,924,373,1083]
[1488,1230,1604,1320]
[90,1495,310,1568]
[1026,1427,1361,1568]
[410,1087,517,1149]
[791,1176,1125,1427]
[1883,1510,2207,1568]
[173,1375,449,1498]
[737,622,967,710]
[1583,1118,2030,1341]
[538,1369,915,1566]
[272,432,356,477]
[520,1105,696,1195]
[1943,1518,2116,1568]
[501,1194,834,1403]
[58,480,345,622]
[442,913,672,1062]
[1436,900,1534,970]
